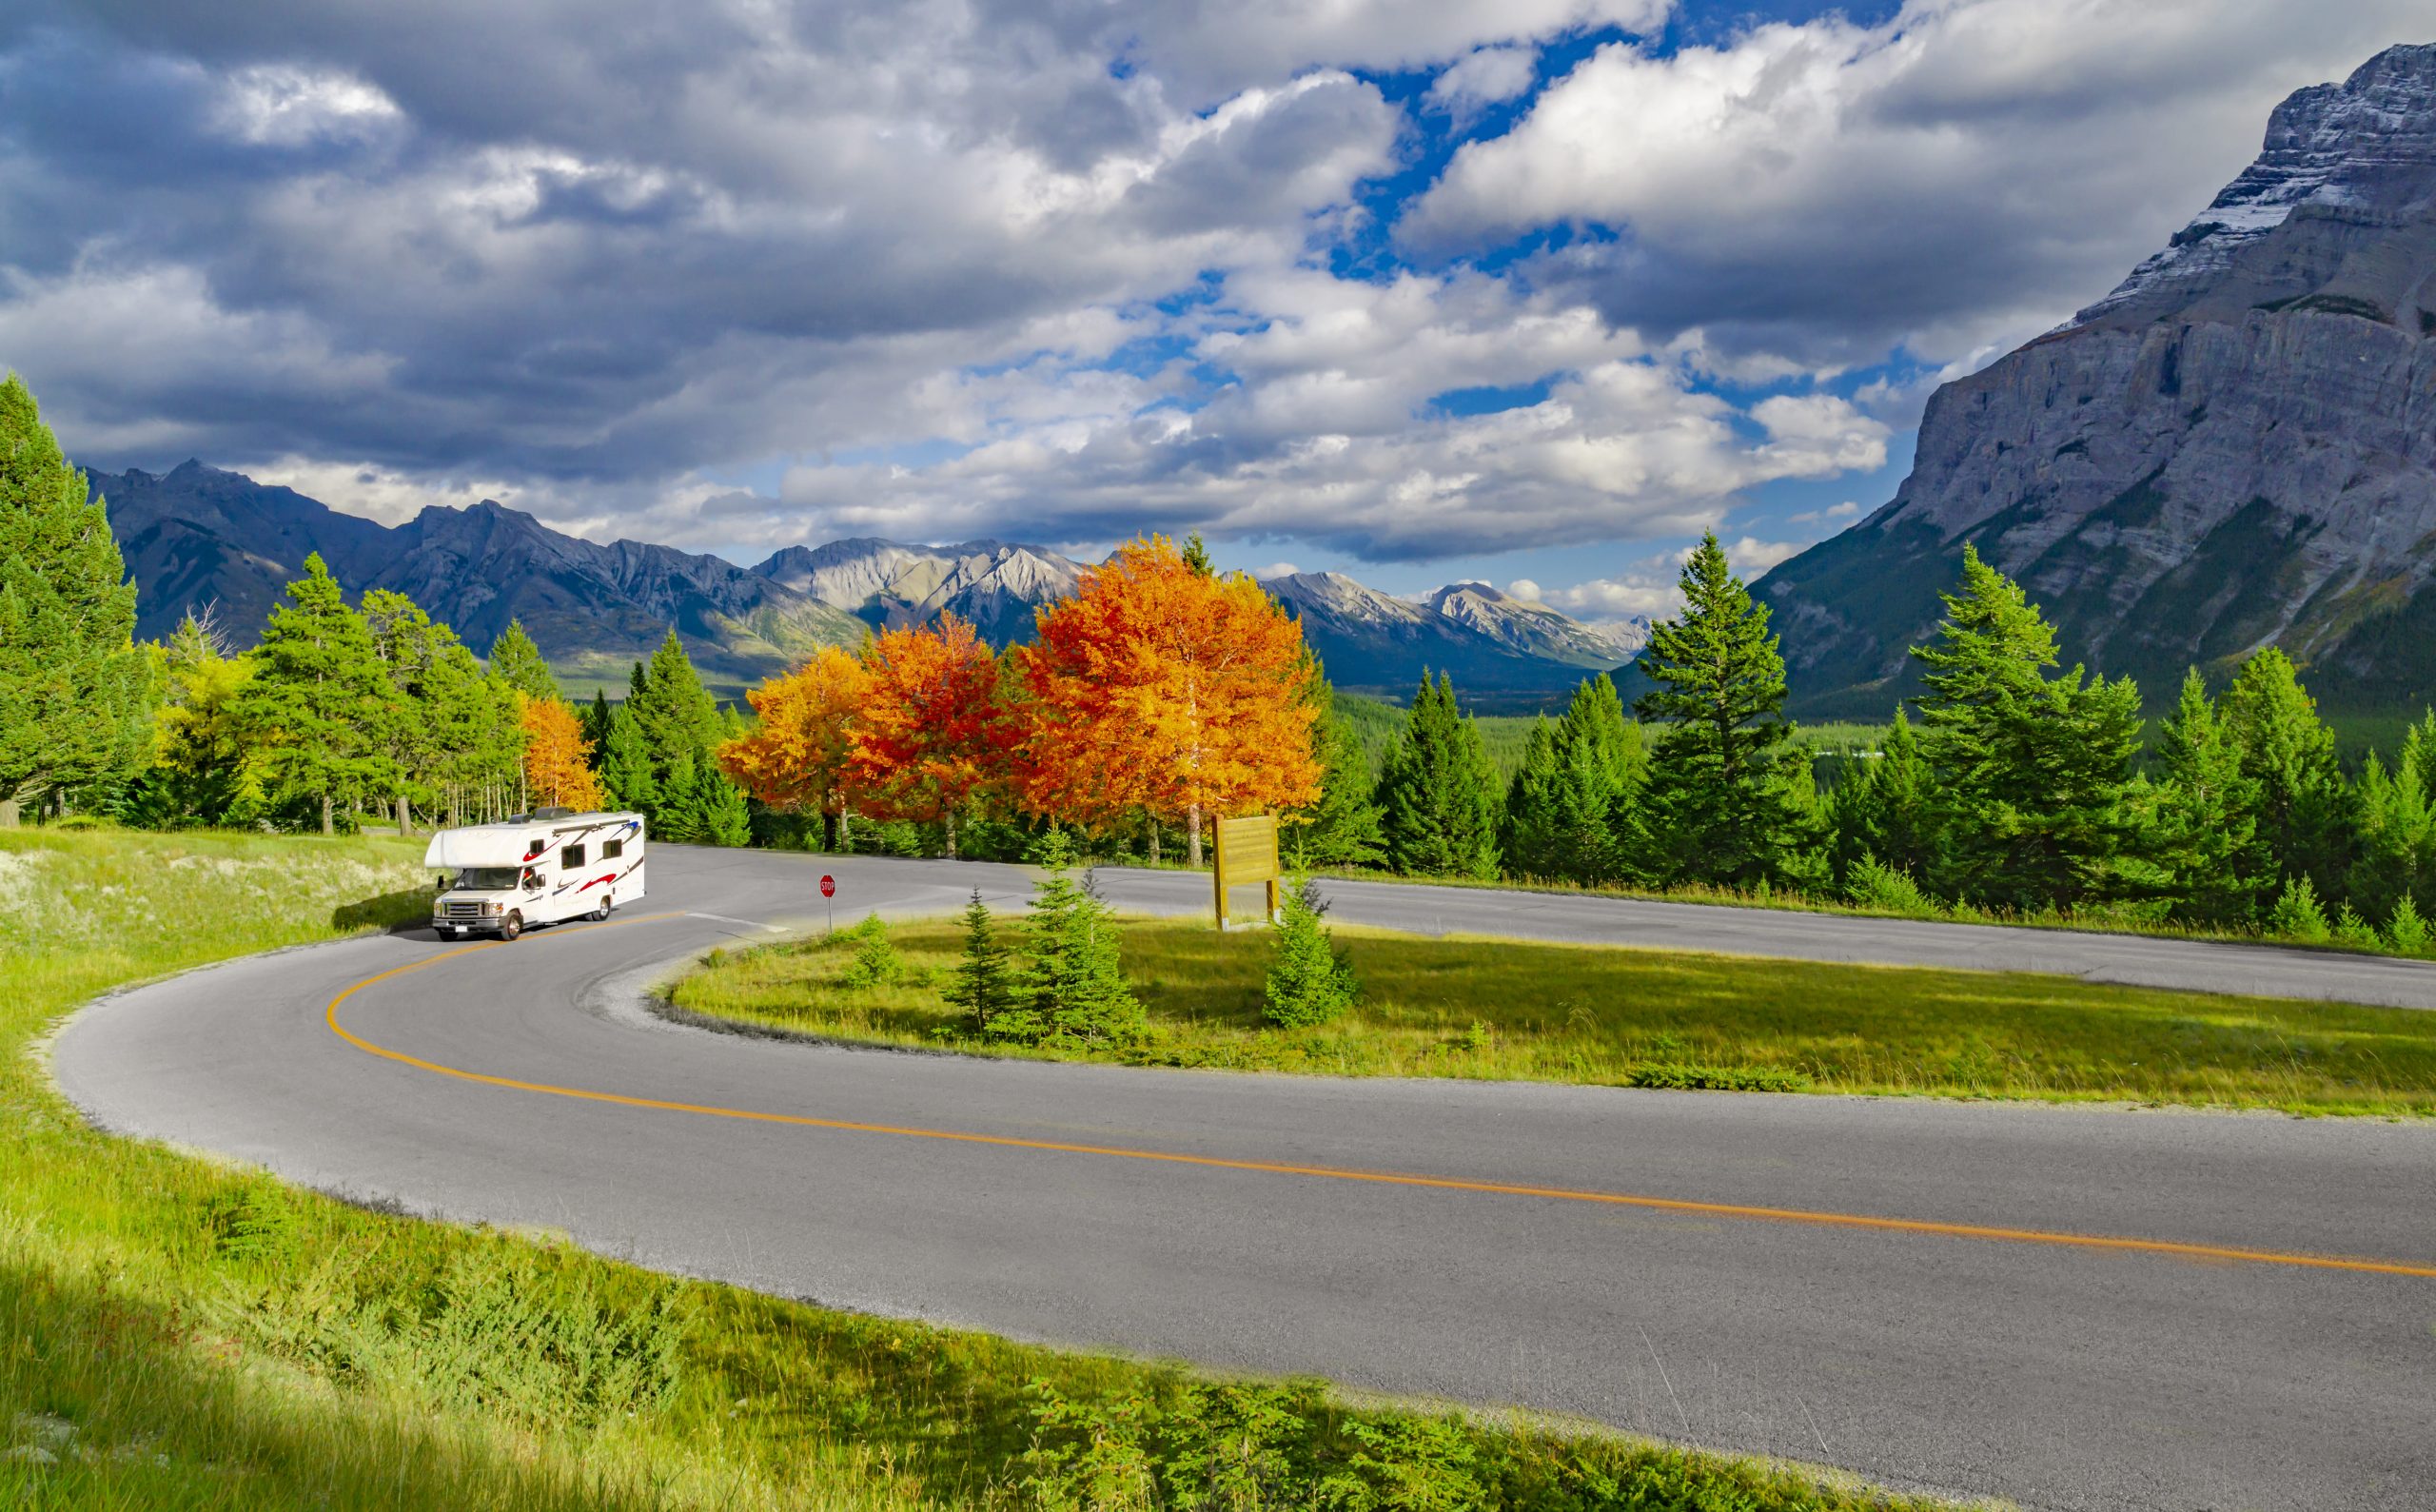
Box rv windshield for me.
[453,867,522,892]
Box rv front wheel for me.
[591,893,612,922]
[501,912,522,942]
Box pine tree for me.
[655,749,704,842]
[597,700,659,815]
[485,620,557,702]
[1284,691,1386,870]
[1181,532,1214,577]
[2268,874,2331,942]
[627,629,723,781]
[1505,674,1642,883]
[2220,647,2351,897]
[2343,711,2436,922]
[235,554,403,834]
[1629,534,1810,889]
[0,372,150,815]
[945,888,1016,1033]
[693,762,752,846]
[1825,709,1938,887]
[2148,669,2263,926]
[1263,877,1359,1028]
[1012,829,1144,1045]
[1374,672,1500,878]
[1911,545,2144,912]
[580,688,615,760]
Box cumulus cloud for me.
[1790,500,1863,525]
[1543,534,1801,620]
[1407,0,2435,364]
[1425,45,1541,128]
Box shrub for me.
[1844,854,1938,916]
[1263,878,1360,1029]
[1624,1063,1812,1093]
[2269,874,2331,943]
[2389,893,2429,954]
[837,913,906,989]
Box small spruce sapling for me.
[837,913,906,988]
[1262,877,1360,1029]
[2334,903,2381,949]
[2388,893,2428,954]
[946,887,1017,1033]
[1017,828,1145,1045]
[2268,874,2331,943]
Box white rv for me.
[425,809,646,941]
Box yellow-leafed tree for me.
[720,644,873,844]
[521,694,606,811]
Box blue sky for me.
[1,0,2424,620]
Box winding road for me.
[53,847,2436,1511]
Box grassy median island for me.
[670,916,2436,1118]
[3,826,1962,1512]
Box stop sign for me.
[819,874,836,898]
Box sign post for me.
[1210,814,1282,930]
[820,873,835,935]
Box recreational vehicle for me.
[425,809,646,940]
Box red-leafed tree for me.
[848,614,1015,856]
[1020,536,1321,866]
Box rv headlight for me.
[484,901,504,916]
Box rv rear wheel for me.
[591,893,612,922]
[501,912,522,942]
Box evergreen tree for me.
[580,688,616,763]
[693,762,753,847]
[628,629,723,771]
[1009,829,1144,1045]
[1263,877,1360,1028]
[1181,532,1214,577]
[654,749,703,841]
[1629,534,1810,888]
[1825,709,1938,886]
[945,888,1017,1034]
[1284,693,1385,870]
[2343,711,2436,922]
[485,619,557,702]
[1911,545,2144,912]
[363,589,449,831]
[2148,669,2264,926]
[1505,674,1642,883]
[235,554,403,834]
[1374,672,1500,878]
[597,701,659,815]
[2220,647,2351,897]
[2268,873,2331,942]
[0,372,150,815]
[427,642,523,824]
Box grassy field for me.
[670,916,2436,1118]
[1,824,1964,1511]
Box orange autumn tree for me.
[1020,535,1321,866]
[848,614,1015,857]
[520,694,606,811]
[720,643,873,848]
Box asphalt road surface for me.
[52,848,2436,1511]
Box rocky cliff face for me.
[752,538,1088,644]
[1265,572,1641,698]
[1759,43,2436,717]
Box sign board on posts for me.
[1210,814,1282,929]
[819,874,836,898]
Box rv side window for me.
[561,843,586,870]
[602,838,623,860]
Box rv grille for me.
[443,902,485,920]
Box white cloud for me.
[1425,45,1541,128]
[1505,578,1544,602]
[1408,0,2436,363]
[211,63,402,147]
[1790,500,1863,525]
[1724,536,1800,575]
[1254,561,1301,579]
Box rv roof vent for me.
[531,806,576,820]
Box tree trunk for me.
[321,793,333,836]
[1147,824,1161,865]
[0,800,17,829]
[396,793,412,836]
[942,810,957,860]
[839,804,853,853]
[1187,803,1204,869]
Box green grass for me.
[670,918,2436,1118]
[1,824,1964,1511]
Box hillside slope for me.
[1758,43,2436,717]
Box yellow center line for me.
[325,914,2436,1282]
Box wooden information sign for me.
[1210,813,1282,929]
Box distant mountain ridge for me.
[1758,42,2436,717]
[91,461,1640,701]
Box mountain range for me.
[90,461,1643,702]
[1759,41,2436,717]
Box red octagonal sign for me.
[819,874,836,898]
